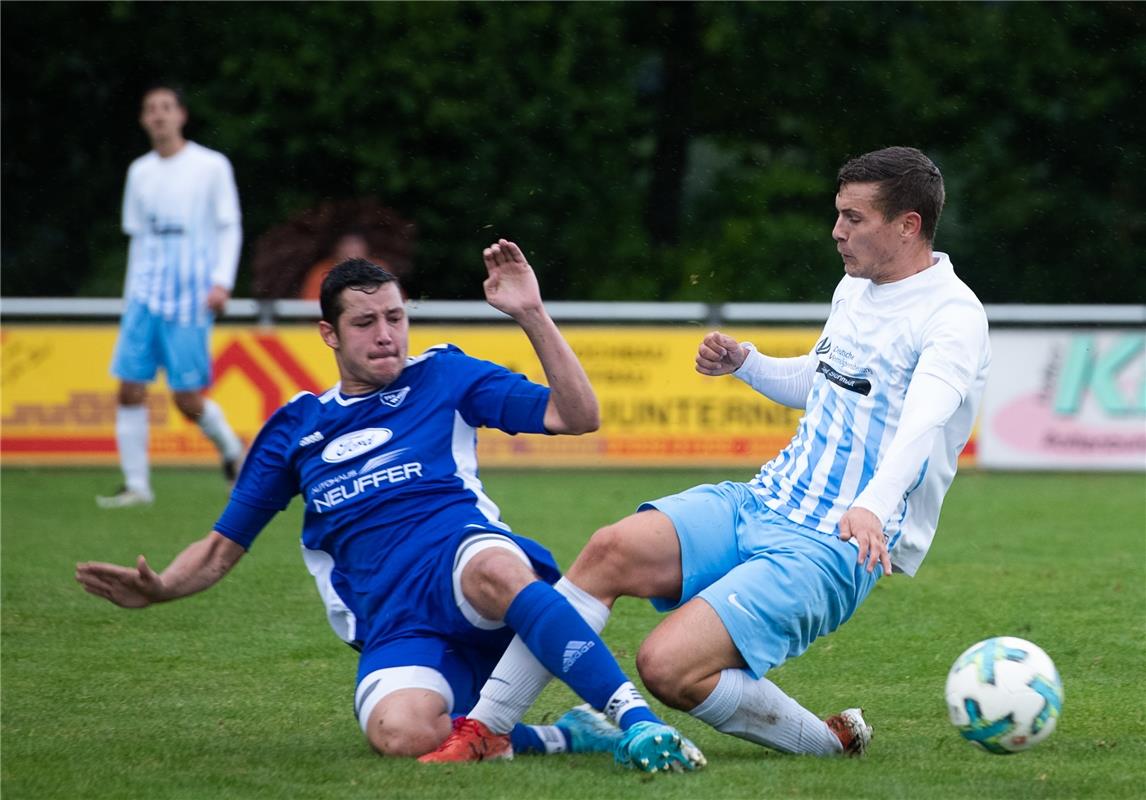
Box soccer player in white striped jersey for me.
[460,146,990,758]
[97,84,243,509]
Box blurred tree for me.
[2,2,1143,304]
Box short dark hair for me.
[837,147,945,242]
[142,83,187,109]
[320,258,400,324]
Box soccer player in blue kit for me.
[76,241,701,772]
[438,147,992,761]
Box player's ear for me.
[901,211,922,240]
[318,320,340,350]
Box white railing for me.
[1,297,1143,326]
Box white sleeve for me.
[121,164,143,237]
[851,371,962,524]
[210,157,243,290]
[914,296,989,399]
[212,223,242,291]
[731,344,818,409]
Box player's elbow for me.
[550,418,599,436]
[206,532,246,574]
[545,401,600,435]
[567,408,600,435]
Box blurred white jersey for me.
[121,141,241,324]
[750,253,990,576]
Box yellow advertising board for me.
[2,323,947,469]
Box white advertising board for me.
[978,330,1145,471]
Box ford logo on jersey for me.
[321,428,394,463]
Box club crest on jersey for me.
[321,428,393,463]
[379,386,410,408]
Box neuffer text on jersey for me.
[312,462,423,512]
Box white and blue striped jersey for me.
[749,253,990,576]
[213,345,558,646]
[121,141,241,324]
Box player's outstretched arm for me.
[76,531,245,608]
[696,331,748,376]
[702,331,817,408]
[482,239,599,435]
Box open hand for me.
[75,555,166,608]
[482,239,542,320]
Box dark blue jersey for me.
[214,344,558,646]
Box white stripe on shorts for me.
[355,666,454,733]
[451,531,532,630]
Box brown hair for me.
[837,147,945,242]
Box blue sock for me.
[504,581,661,731]
[510,723,571,755]
[616,705,659,729]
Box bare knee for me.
[173,391,203,421]
[568,512,682,602]
[460,547,536,621]
[367,719,445,758]
[117,382,147,406]
[365,698,450,758]
[636,600,740,711]
[568,524,629,597]
[636,632,696,710]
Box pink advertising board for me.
[978,330,1145,471]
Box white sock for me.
[690,669,842,755]
[470,577,611,734]
[197,398,242,461]
[602,681,651,727]
[116,405,151,495]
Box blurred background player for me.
[445,146,990,761]
[97,83,244,508]
[299,229,376,300]
[249,199,416,302]
[78,243,702,773]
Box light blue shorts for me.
[110,300,213,391]
[642,481,881,678]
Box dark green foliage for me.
[2,3,1143,302]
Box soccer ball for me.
[945,636,1064,754]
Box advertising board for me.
[2,324,823,469]
[977,330,1145,471]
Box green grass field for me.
[2,467,1144,799]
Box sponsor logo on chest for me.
[817,335,876,396]
[309,426,424,512]
[321,428,393,463]
[312,460,424,512]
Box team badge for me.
[380,387,410,408]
